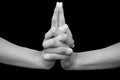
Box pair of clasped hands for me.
[1,2,119,70]
[0,2,81,70]
[41,24,76,70]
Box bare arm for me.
[61,42,120,70]
[0,37,54,69]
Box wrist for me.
[29,51,55,69]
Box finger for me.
[65,25,73,38]
[43,53,69,60]
[55,33,74,48]
[58,24,68,33]
[55,33,67,41]
[61,53,79,70]
[44,29,53,40]
[58,2,65,27]
[61,59,73,70]
[44,2,63,40]
[56,24,69,35]
[44,47,73,55]
[44,27,57,40]
[65,34,75,48]
[51,2,60,28]
[42,38,54,48]
[43,34,74,48]
[59,25,74,47]
[43,38,68,48]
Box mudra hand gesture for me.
[42,2,74,60]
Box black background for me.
[0,0,119,78]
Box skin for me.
[43,32,74,48]
[60,43,120,70]
[0,5,73,69]
[42,41,120,70]
[0,37,55,69]
[0,2,73,69]
[43,2,74,56]
[0,30,72,69]
[1,23,120,70]
[42,2,74,62]
[1,2,120,70]
[43,2,120,70]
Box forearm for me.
[0,38,52,69]
[71,43,120,70]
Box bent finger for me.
[43,38,68,48]
[43,54,69,60]
[55,33,74,48]
[45,47,73,55]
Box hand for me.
[42,33,73,60]
[42,2,74,62]
[0,37,55,69]
[61,53,81,70]
[42,47,73,60]
[42,25,74,60]
[61,48,117,70]
[30,50,56,69]
[61,51,99,70]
